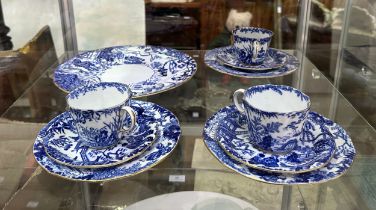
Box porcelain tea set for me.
[203,85,355,184]
[33,27,355,184]
[203,27,354,184]
[205,26,299,78]
[34,82,181,181]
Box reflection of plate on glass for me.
[54,45,197,97]
[216,47,287,71]
[33,101,181,182]
[126,191,258,210]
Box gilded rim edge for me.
[35,129,180,183]
[202,134,355,185]
[206,62,297,79]
[217,138,335,174]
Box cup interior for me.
[67,82,130,110]
[244,85,310,113]
[233,27,273,40]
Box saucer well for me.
[203,105,356,185]
[34,101,181,182]
[44,102,158,168]
[216,106,336,173]
[216,47,287,71]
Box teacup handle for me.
[233,89,245,113]
[120,106,137,133]
[253,40,260,59]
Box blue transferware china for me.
[54,45,197,97]
[232,27,273,65]
[203,106,356,184]
[216,105,336,173]
[34,100,181,182]
[67,82,137,148]
[44,102,158,168]
[216,47,286,71]
[233,84,310,154]
[204,47,299,78]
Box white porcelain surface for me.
[99,64,154,85]
[126,191,258,210]
[67,83,130,110]
[245,87,309,112]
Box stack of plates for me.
[204,46,300,78]
[33,45,197,181]
[34,45,196,182]
[33,101,181,182]
[203,105,356,185]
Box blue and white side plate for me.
[205,47,299,78]
[54,45,197,97]
[33,101,181,182]
[203,106,356,185]
[216,106,336,173]
[44,102,158,168]
[216,47,287,71]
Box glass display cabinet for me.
[0,0,375,209]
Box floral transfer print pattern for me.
[203,105,356,185]
[215,105,336,173]
[204,47,299,78]
[69,107,125,148]
[242,85,311,153]
[233,27,273,65]
[33,100,181,181]
[67,82,130,100]
[216,47,287,71]
[54,45,197,97]
[45,101,159,168]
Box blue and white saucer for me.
[215,106,336,173]
[205,47,299,78]
[44,102,158,168]
[54,45,197,97]
[33,101,181,182]
[203,106,356,185]
[216,47,287,71]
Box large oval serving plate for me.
[54,45,197,97]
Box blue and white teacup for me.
[233,84,311,153]
[232,27,273,65]
[67,82,137,148]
